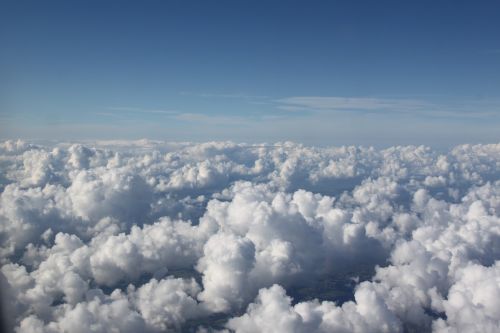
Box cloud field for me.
[1,139,499,332]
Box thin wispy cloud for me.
[99,107,256,125]
[276,96,500,119]
[105,106,178,114]
[277,96,430,112]
[174,112,252,125]
[179,91,268,99]
[95,112,123,117]
[483,48,500,54]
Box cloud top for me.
[1,139,499,332]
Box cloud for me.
[105,107,178,115]
[131,277,204,330]
[0,140,500,332]
[174,113,252,125]
[179,91,268,100]
[276,96,500,120]
[277,96,429,113]
[226,283,402,333]
[433,262,500,332]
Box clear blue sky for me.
[1,0,499,147]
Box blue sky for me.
[1,0,499,147]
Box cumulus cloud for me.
[0,139,499,332]
[226,283,401,333]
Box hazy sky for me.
[1,0,499,146]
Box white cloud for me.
[277,96,429,112]
[131,277,204,330]
[0,140,499,332]
[105,106,178,115]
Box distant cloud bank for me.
[1,139,499,332]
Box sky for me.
[1,0,500,147]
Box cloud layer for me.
[1,139,499,332]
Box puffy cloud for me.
[0,140,499,332]
[196,233,256,312]
[17,290,147,333]
[433,262,500,332]
[132,277,203,330]
[88,217,205,286]
[226,283,402,333]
